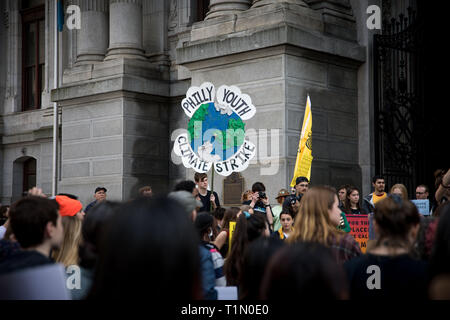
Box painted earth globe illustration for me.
[188,102,245,162]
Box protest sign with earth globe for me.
[173,82,257,176]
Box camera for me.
[258,192,267,199]
[289,194,302,205]
[289,196,297,206]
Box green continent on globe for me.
[225,118,245,149]
[187,103,209,142]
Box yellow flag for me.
[228,221,236,255]
[290,95,313,187]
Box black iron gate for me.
[374,7,426,196]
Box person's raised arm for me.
[261,196,273,228]
[213,230,227,250]
[27,187,47,198]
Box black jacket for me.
[0,250,53,275]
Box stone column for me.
[76,0,109,64]
[251,0,308,8]
[3,0,21,113]
[205,0,252,20]
[105,0,145,60]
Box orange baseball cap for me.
[55,195,83,217]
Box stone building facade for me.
[1,0,420,207]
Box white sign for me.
[173,82,257,176]
[411,199,430,215]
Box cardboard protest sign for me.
[173,82,257,176]
[411,199,430,215]
[346,214,370,253]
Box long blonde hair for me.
[287,186,343,246]
[53,216,82,267]
[390,183,408,200]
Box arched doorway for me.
[12,156,37,202]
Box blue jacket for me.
[198,245,218,300]
[84,200,98,214]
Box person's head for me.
[429,202,450,280]
[415,184,429,200]
[338,184,350,203]
[288,186,342,246]
[194,173,208,190]
[213,207,226,223]
[295,176,309,195]
[221,207,240,231]
[54,194,85,266]
[168,191,203,222]
[251,182,267,200]
[260,242,348,299]
[79,201,120,270]
[174,180,197,197]
[280,211,294,232]
[373,194,421,250]
[52,214,83,267]
[55,195,85,220]
[194,212,215,242]
[344,186,361,211]
[372,175,385,193]
[241,190,253,203]
[138,186,152,197]
[0,205,10,226]
[434,168,450,205]
[390,183,408,201]
[276,189,290,205]
[94,187,107,202]
[434,169,448,190]
[56,193,78,200]
[251,182,266,193]
[88,196,202,300]
[9,196,63,251]
[239,237,284,300]
[282,194,302,219]
[224,213,268,286]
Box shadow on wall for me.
[128,107,170,199]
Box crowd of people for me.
[0,168,449,300]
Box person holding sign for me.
[415,184,429,200]
[195,173,220,213]
[412,184,432,216]
[344,194,427,299]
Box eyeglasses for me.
[416,192,426,195]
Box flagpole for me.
[52,0,59,196]
[210,166,215,212]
